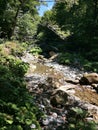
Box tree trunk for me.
[9,6,20,39]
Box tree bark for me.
[9,6,20,39]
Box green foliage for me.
[29,46,42,55]
[6,56,29,77]
[0,43,42,129]
[58,52,87,67]
[41,10,54,23]
[38,0,98,64]
[58,52,98,72]
[0,0,40,40]
[0,38,5,44]
[0,41,26,57]
[37,32,45,41]
[84,49,98,62]
[83,62,98,72]
[66,107,98,130]
[21,42,29,49]
[58,53,73,65]
[16,13,40,43]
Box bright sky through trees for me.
[38,1,55,16]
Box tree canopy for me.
[0,0,40,40]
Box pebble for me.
[40,104,45,109]
[56,118,65,124]
[30,124,36,129]
[48,116,54,122]
[42,118,50,126]
[52,112,58,118]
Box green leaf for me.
[5,119,13,124]
[25,119,32,125]
[69,123,75,128]
[71,107,83,115]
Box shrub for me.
[58,52,73,65]
[0,41,26,57]
[29,46,42,55]
[0,47,43,129]
[66,107,98,130]
[58,52,98,72]
[84,49,98,62]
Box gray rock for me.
[42,118,50,126]
[30,124,36,129]
[52,112,58,118]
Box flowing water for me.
[22,53,98,127]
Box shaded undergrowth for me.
[0,42,43,130]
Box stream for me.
[22,52,98,129]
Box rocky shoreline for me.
[22,52,98,129]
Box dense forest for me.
[0,0,98,129]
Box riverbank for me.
[22,52,98,129]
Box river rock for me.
[64,78,79,84]
[50,89,68,107]
[91,84,98,92]
[84,103,98,122]
[49,51,58,61]
[52,112,58,118]
[23,52,98,127]
[42,118,50,125]
[79,73,98,85]
[50,85,77,107]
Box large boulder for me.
[50,85,98,122]
[50,85,76,107]
[79,73,98,85]
[50,89,68,107]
